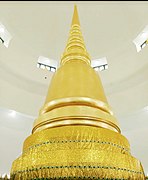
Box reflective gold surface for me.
[33,101,120,133]
[34,58,120,133]
[23,126,130,152]
[11,126,145,179]
[40,97,113,115]
[32,5,119,133]
[32,117,120,134]
[10,5,145,179]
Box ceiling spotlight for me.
[133,25,148,52]
[99,66,105,71]
[0,22,12,48]
[104,64,108,70]
[50,67,56,72]
[40,64,45,69]
[37,63,40,68]
[46,66,50,71]
[91,57,108,72]
[94,67,100,72]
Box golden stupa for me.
[11,5,145,180]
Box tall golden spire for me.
[10,5,145,180]
[71,5,80,25]
[61,5,91,65]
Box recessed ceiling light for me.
[46,66,50,71]
[37,63,40,68]
[40,64,45,69]
[105,64,108,70]
[94,67,99,71]
[99,66,105,71]
[50,67,56,72]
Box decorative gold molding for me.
[32,115,120,134]
[40,97,113,115]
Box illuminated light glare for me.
[40,64,45,69]
[0,22,12,48]
[0,27,4,33]
[144,106,148,111]
[46,66,50,71]
[2,174,6,178]
[94,67,99,71]
[141,32,148,38]
[105,64,108,69]
[9,110,16,117]
[37,63,40,68]
[99,66,104,71]
[50,67,56,72]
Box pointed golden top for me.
[60,5,91,65]
[71,5,80,26]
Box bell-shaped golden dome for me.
[32,5,120,134]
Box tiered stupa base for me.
[11,126,145,180]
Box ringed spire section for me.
[61,5,91,65]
